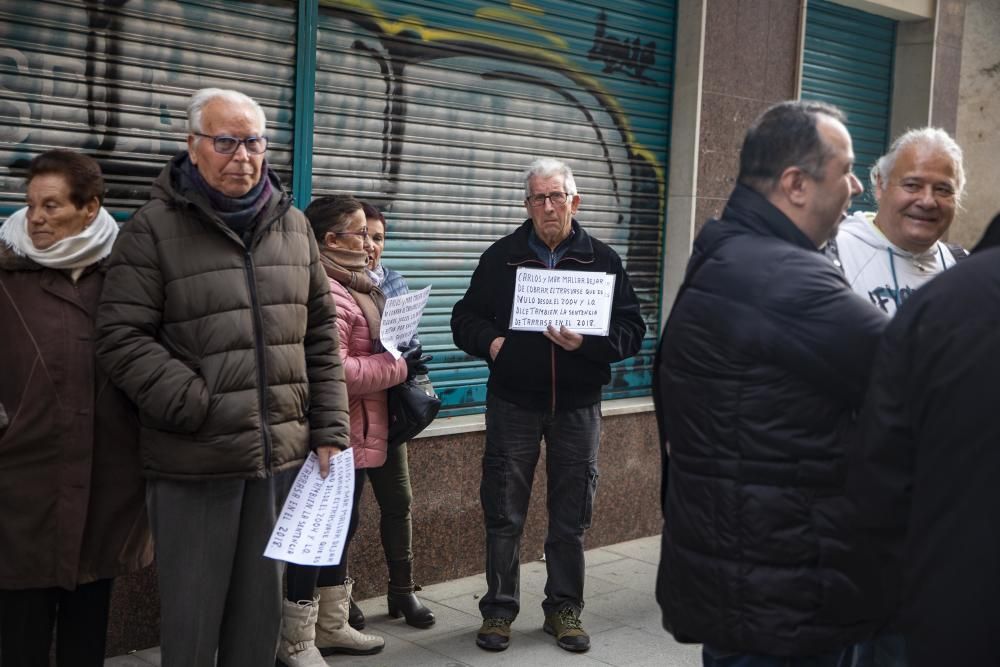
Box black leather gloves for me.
[402,345,432,380]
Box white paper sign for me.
[264,449,355,566]
[509,268,616,336]
[380,286,431,359]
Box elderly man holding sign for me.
[450,157,645,654]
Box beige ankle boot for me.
[277,597,327,667]
[316,579,385,656]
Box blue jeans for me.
[703,644,855,667]
[478,393,601,620]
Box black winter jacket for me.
[451,219,644,411]
[848,243,1000,667]
[655,184,887,656]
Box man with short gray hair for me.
[451,157,645,654]
[829,127,967,315]
[96,88,350,667]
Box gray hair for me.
[522,158,578,198]
[187,88,267,137]
[871,127,965,202]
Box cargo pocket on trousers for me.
[481,458,508,524]
[581,469,599,529]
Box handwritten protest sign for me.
[509,268,616,336]
[264,449,355,566]
[380,286,431,359]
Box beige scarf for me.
[320,247,385,343]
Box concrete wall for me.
[952,0,1000,248]
[662,0,802,318]
[696,0,802,226]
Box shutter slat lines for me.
[0,0,297,215]
[801,0,896,212]
[312,1,676,416]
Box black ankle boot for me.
[387,559,435,628]
[348,596,366,630]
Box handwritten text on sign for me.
[380,286,431,359]
[509,268,615,336]
[264,449,355,566]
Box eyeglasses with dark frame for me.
[193,132,268,155]
[526,191,571,207]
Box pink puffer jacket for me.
[329,278,408,469]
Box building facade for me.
[0,0,983,655]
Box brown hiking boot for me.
[543,608,590,652]
[475,617,512,651]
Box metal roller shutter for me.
[312,1,676,416]
[801,0,896,211]
[0,0,297,218]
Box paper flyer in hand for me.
[509,267,615,336]
[380,285,431,359]
[264,449,355,566]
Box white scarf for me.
[367,263,386,287]
[0,205,118,270]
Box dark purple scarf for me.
[179,155,273,238]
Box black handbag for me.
[386,374,441,448]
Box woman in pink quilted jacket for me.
[279,195,427,667]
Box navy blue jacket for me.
[451,218,644,411]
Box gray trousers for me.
[146,468,296,667]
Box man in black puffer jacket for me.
[653,101,888,666]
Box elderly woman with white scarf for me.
[0,149,151,667]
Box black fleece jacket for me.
[451,218,644,411]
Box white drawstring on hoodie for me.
[833,211,957,315]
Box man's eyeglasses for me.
[526,192,571,207]
[194,133,268,155]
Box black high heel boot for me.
[348,596,366,630]
[386,559,435,628]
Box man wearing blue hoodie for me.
[828,128,966,316]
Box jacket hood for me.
[839,211,943,272]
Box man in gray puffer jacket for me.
[96,88,350,667]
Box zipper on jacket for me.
[548,255,594,415]
[550,344,557,414]
[244,250,273,471]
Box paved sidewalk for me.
[106,534,700,667]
